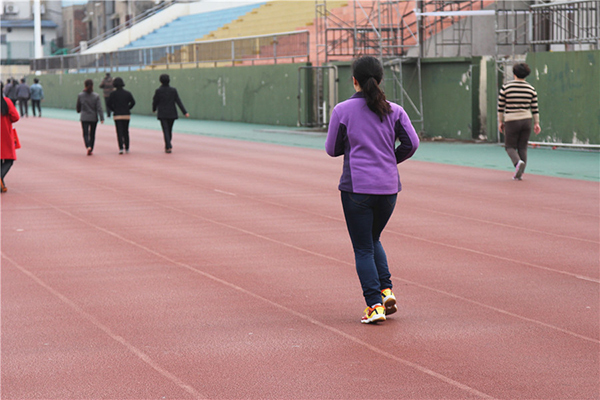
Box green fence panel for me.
[526,50,600,145]
[29,63,302,126]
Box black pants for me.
[81,121,98,150]
[18,98,28,117]
[504,119,531,166]
[1,159,14,180]
[114,119,130,150]
[104,97,111,117]
[31,99,41,116]
[160,118,175,149]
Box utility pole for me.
[33,0,43,58]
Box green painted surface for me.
[526,51,600,145]
[28,63,301,126]
[420,59,473,140]
[42,107,599,181]
[30,50,600,145]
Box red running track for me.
[1,117,598,399]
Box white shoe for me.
[513,160,525,180]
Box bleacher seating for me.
[121,3,266,50]
[200,1,348,41]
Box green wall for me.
[420,58,474,140]
[334,58,477,140]
[30,50,600,144]
[31,63,302,126]
[526,50,600,145]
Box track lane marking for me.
[7,195,496,399]
[1,254,207,400]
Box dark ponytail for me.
[1,82,7,116]
[84,79,94,94]
[352,56,391,121]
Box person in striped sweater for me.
[498,63,541,180]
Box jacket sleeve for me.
[76,95,81,113]
[394,111,419,164]
[174,89,187,115]
[325,108,346,157]
[152,90,158,112]
[129,92,136,110]
[41,86,45,100]
[7,98,20,123]
[96,96,104,122]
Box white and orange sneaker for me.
[381,288,397,316]
[361,304,386,324]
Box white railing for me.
[31,30,310,73]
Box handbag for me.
[13,128,20,149]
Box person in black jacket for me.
[152,74,189,153]
[107,77,135,154]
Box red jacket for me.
[1,97,20,160]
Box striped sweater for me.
[497,80,539,123]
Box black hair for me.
[112,77,125,88]
[352,56,391,122]
[84,79,94,94]
[34,78,39,84]
[159,74,170,86]
[1,83,7,116]
[513,63,531,79]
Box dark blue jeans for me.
[81,121,98,150]
[341,191,397,307]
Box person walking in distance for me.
[99,73,114,118]
[152,74,189,153]
[107,77,135,154]
[498,63,541,180]
[76,79,104,156]
[16,79,31,118]
[30,78,44,117]
[4,78,18,106]
[1,82,20,193]
[325,56,420,324]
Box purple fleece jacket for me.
[326,92,419,194]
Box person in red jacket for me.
[1,82,20,193]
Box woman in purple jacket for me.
[326,56,420,324]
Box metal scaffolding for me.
[315,0,425,131]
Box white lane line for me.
[251,196,600,283]
[214,189,237,196]
[1,254,207,400]
[10,195,496,399]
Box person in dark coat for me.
[76,79,104,156]
[16,79,30,117]
[152,74,189,153]
[99,73,114,118]
[4,79,18,107]
[107,77,135,154]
